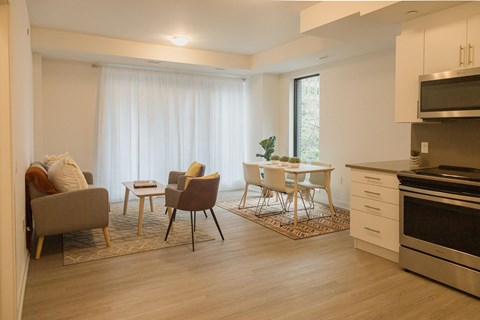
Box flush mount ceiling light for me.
[170,36,189,46]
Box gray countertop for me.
[345,160,417,174]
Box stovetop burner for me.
[412,165,480,183]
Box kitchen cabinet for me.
[394,29,424,123]
[424,14,480,74]
[349,168,399,262]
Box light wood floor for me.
[22,191,479,320]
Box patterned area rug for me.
[63,200,214,265]
[217,198,349,240]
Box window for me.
[293,74,320,162]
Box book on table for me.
[133,180,157,188]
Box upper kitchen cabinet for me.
[424,14,480,74]
[394,29,424,123]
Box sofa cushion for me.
[47,156,89,192]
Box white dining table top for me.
[253,161,334,174]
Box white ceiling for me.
[26,1,468,75]
[26,0,315,55]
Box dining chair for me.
[298,162,334,213]
[238,162,264,210]
[258,166,310,220]
[164,174,224,251]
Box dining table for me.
[256,162,335,226]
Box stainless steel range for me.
[397,165,480,297]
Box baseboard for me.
[354,238,399,263]
[17,252,30,319]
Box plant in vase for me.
[280,156,290,166]
[289,156,301,168]
[256,136,276,161]
[271,155,280,165]
[410,150,421,166]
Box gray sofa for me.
[25,162,111,259]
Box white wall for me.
[0,0,34,319]
[245,74,280,161]
[34,58,100,171]
[279,49,410,208]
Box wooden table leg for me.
[293,174,298,226]
[138,197,145,236]
[325,171,335,217]
[123,187,130,215]
[149,196,154,212]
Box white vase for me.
[289,163,300,168]
[410,155,421,167]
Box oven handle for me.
[399,185,480,205]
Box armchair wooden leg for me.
[210,208,225,240]
[164,208,177,241]
[102,227,111,247]
[190,211,195,251]
[35,236,45,260]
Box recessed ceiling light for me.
[315,55,331,60]
[170,36,189,46]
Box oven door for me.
[400,187,480,271]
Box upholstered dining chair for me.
[259,166,310,219]
[298,162,333,212]
[164,174,224,251]
[238,162,264,210]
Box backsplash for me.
[411,120,480,168]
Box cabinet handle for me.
[460,45,465,66]
[364,205,380,211]
[364,176,381,181]
[364,190,381,196]
[364,227,381,234]
[469,44,474,66]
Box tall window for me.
[96,67,246,201]
[294,74,320,162]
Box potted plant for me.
[410,150,421,167]
[280,156,290,166]
[271,155,280,165]
[256,136,276,161]
[289,156,301,168]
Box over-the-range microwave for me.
[419,66,480,119]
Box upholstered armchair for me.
[164,174,224,251]
[25,162,111,259]
[167,161,205,190]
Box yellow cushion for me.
[185,161,202,177]
[185,172,218,189]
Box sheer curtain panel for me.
[96,67,245,201]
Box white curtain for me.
[96,66,246,201]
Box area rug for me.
[217,198,349,240]
[63,200,214,265]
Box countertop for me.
[345,160,416,174]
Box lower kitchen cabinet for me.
[349,168,400,262]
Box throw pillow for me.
[185,161,203,177]
[43,152,71,169]
[47,156,89,192]
[185,172,218,189]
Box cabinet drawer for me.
[351,169,399,188]
[350,195,399,221]
[351,182,399,205]
[350,210,399,252]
